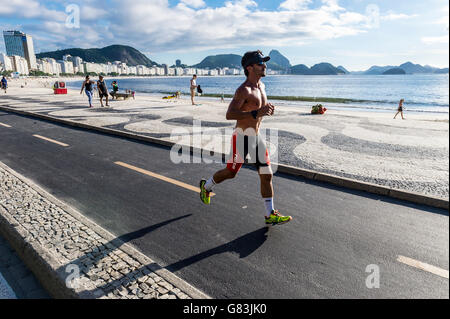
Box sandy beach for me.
[1,77,448,200]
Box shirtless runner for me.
[199,50,292,226]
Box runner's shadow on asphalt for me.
[164,227,270,272]
[87,227,269,297]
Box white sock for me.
[264,198,274,217]
[204,177,216,192]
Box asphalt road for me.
[0,111,448,298]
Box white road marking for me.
[0,122,11,128]
[397,255,449,279]
[33,134,69,147]
[115,161,215,196]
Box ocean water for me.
[68,74,449,114]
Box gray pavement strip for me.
[0,161,211,299]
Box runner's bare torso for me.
[226,79,272,134]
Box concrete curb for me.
[0,105,448,211]
[0,206,80,299]
[0,161,211,299]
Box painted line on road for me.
[397,255,449,279]
[0,122,11,128]
[32,134,69,147]
[114,161,215,197]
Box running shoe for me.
[199,179,211,205]
[265,210,292,226]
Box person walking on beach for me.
[111,81,119,99]
[80,75,95,108]
[190,74,198,105]
[199,50,293,226]
[1,76,7,93]
[394,99,405,119]
[97,75,110,107]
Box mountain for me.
[434,68,449,74]
[337,66,349,74]
[363,65,396,75]
[290,62,345,75]
[383,68,406,75]
[36,45,158,67]
[399,62,433,74]
[267,50,291,71]
[362,62,448,74]
[192,54,242,69]
[310,63,345,75]
[290,64,311,75]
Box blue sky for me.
[0,0,448,70]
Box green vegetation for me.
[29,70,50,76]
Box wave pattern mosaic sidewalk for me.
[0,88,448,199]
[0,162,209,299]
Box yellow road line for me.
[33,134,69,147]
[397,255,449,279]
[0,122,11,128]
[114,161,215,196]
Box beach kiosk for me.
[53,81,67,94]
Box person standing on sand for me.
[80,75,96,108]
[190,74,198,105]
[1,76,7,93]
[199,50,293,226]
[97,75,110,107]
[394,99,405,119]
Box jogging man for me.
[97,75,110,107]
[199,50,292,226]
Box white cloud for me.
[102,0,371,53]
[80,6,109,21]
[279,0,312,11]
[180,0,206,8]
[421,35,449,44]
[1,0,386,57]
[0,0,65,21]
[435,6,449,27]
[381,11,418,21]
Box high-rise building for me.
[73,56,83,68]
[0,53,13,71]
[3,30,37,70]
[10,55,29,75]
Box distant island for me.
[355,62,448,75]
[36,45,449,76]
[383,68,406,75]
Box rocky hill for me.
[267,50,291,71]
[191,54,242,69]
[36,45,158,67]
[382,68,406,75]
